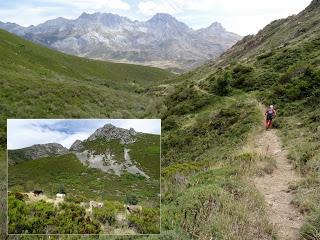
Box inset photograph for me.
[7,119,161,235]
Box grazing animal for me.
[56,193,66,198]
[89,201,104,208]
[126,205,142,213]
[32,190,43,196]
[80,202,89,208]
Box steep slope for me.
[0,29,173,147]
[160,1,320,239]
[0,13,241,70]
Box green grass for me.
[8,153,159,205]
[129,133,160,179]
[0,29,173,147]
[160,90,276,239]
[158,4,320,239]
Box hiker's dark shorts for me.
[266,114,273,120]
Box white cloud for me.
[137,0,310,34]
[7,119,70,149]
[0,0,131,27]
[49,0,131,11]
[111,119,161,135]
[7,119,161,150]
[138,1,178,15]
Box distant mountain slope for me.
[0,13,241,70]
[8,143,68,165]
[0,29,173,146]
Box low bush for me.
[300,208,320,240]
[93,201,122,226]
[128,207,160,234]
[125,193,139,205]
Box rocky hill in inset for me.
[8,124,158,179]
[8,143,68,165]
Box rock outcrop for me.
[69,140,84,151]
[21,143,68,160]
[87,124,136,144]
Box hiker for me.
[265,105,276,129]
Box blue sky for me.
[0,0,311,35]
[7,119,161,149]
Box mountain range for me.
[0,12,241,71]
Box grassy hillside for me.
[8,153,159,205]
[0,29,173,146]
[159,1,320,239]
[8,133,160,205]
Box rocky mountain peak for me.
[78,12,97,19]
[207,22,226,32]
[77,12,128,27]
[87,124,137,144]
[148,13,177,23]
[22,143,69,160]
[69,140,84,151]
[147,13,189,29]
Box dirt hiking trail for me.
[254,104,303,240]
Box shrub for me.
[164,85,210,116]
[163,116,178,130]
[93,201,120,226]
[59,184,66,194]
[231,64,254,89]
[125,193,138,205]
[300,208,320,240]
[128,208,160,234]
[214,72,232,96]
[8,195,30,234]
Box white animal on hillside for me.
[56,193,66,198]
[89,200,104,208]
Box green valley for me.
[0,28,173,146]
[1,0,320,239]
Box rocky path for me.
[254,104,303,240]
